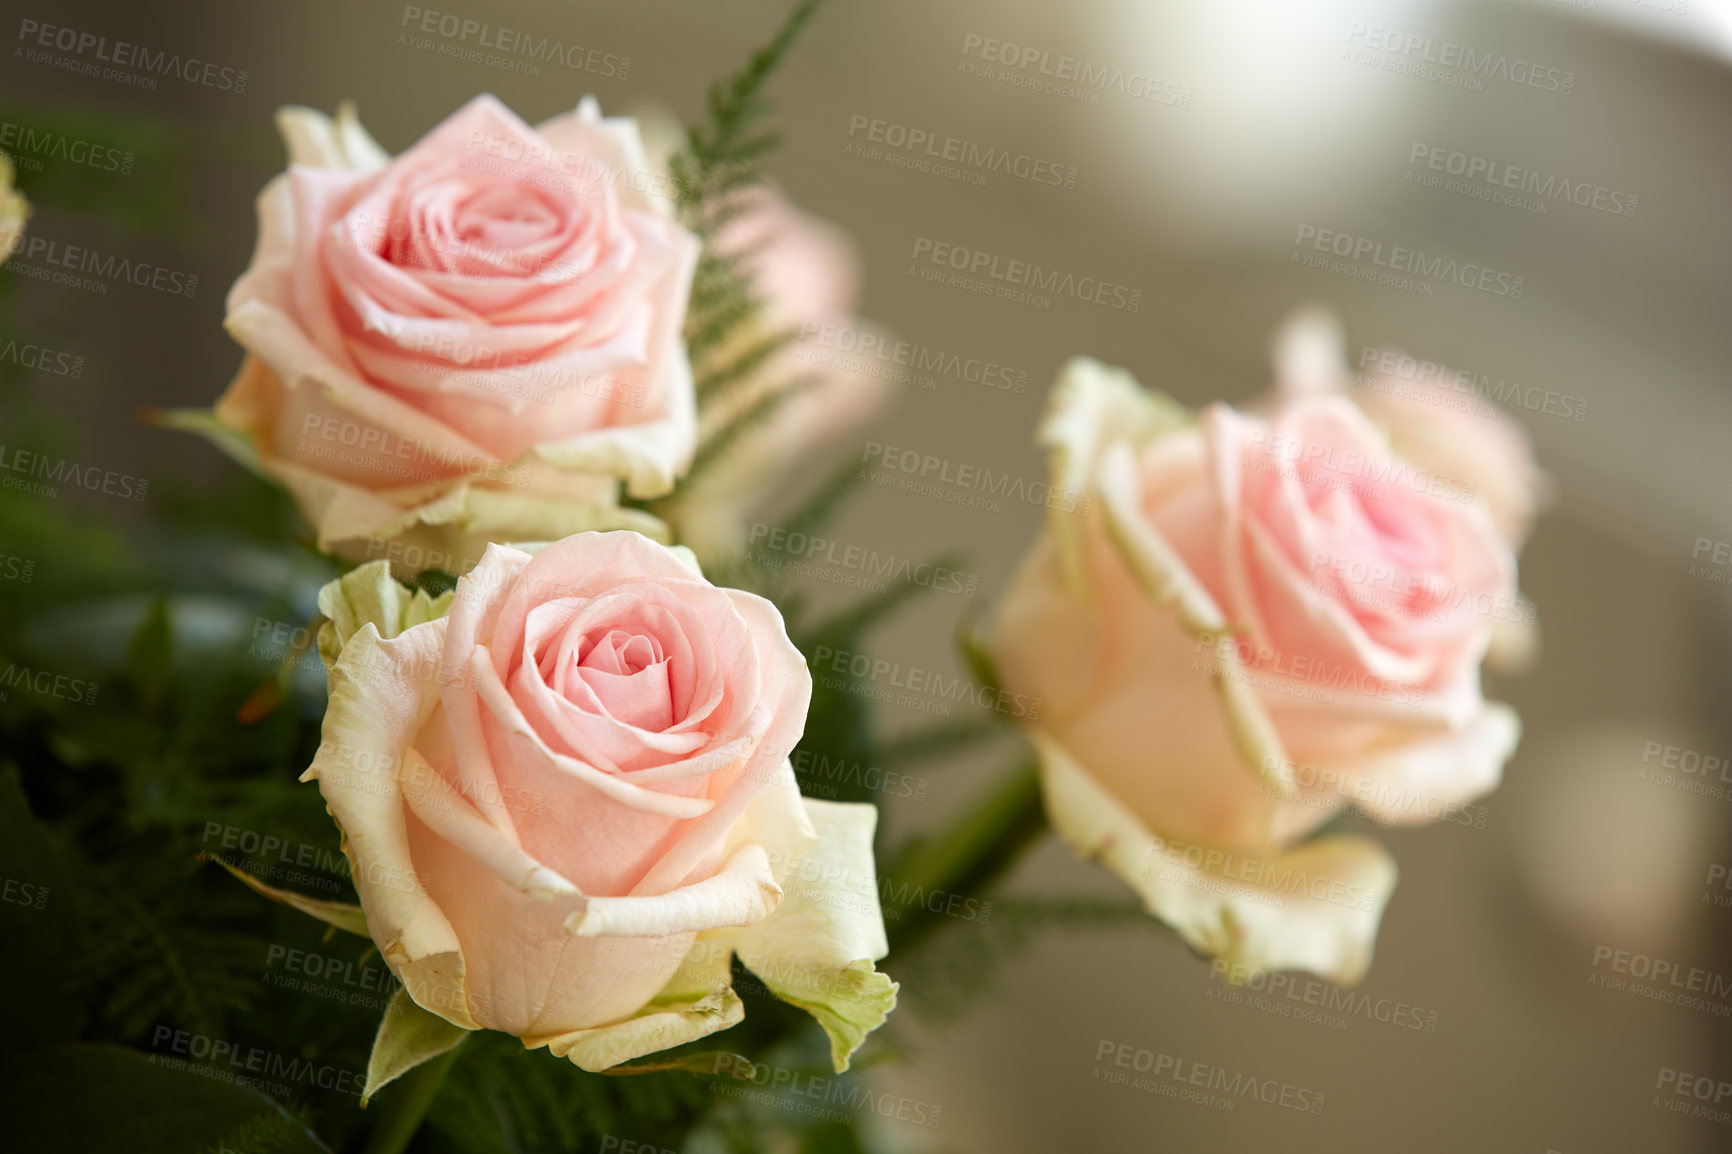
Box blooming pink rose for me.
[308,531,893,1071]
[1271,308,1550,547]
[1269,307,1549,669]
[992,360,1522,982]
[206,96,700,568]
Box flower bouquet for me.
[0,1,1544,1150]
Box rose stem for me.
[880,756,1045,956]
[359,1043,462,1154]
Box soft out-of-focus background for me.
[8,0,1732,1149]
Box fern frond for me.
[670,0,831,231]
[777,458,873,543]
[695,329,796,404]
[667,0,836,469]
[684,375,820,488]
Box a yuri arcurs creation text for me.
[305,530,895,1083]
[989,357,1524,983]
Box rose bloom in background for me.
[187,95,699,573]
[1268,307,1550,670]
[990,357,1523,983]
[630,105,899,561]
[310,530,895,1072]
[673,184,898,560]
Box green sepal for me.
[362,987,471,1106]
[207,855,370,937]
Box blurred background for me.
[6,0,1732,1149]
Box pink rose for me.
[992,360,1522,982]
[1271,308,1550,547]
[208,96,700,569]
[308,531,894,1071]
[1270,307,1549,669]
